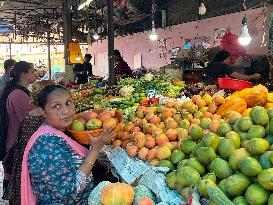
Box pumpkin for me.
[100,183,135,205]
[242,108,251,117]
[268,93,273,103]
[265,103,273,109]
[238,85,268,108]
[216,97,247,117]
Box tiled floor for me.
[0,163,9,205]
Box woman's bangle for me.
[83,160,95,166]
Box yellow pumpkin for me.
[265,103,273,109]
[216,97,247,117]
[242,108,251,117]
[238,85,268,108]
[100,183,135,205]
[268,93,273,103]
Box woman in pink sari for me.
[21,85,115,204]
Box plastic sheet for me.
[103,146,185,204]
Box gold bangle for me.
[84,161,94,166]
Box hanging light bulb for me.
[149,0,158,41]
[149,27,158,41]
[199,2,206,15]
[238,16,252,46]
[93,32,100,40]
[76,53,81,61]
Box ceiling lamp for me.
[238,16,251,46]
[199,2,206,15]
[78,0,93,10]
[238,0,251,46]
[92,1,100,41]
[149,28,158,41]
[149,0,158,41]
[93,32,100,40]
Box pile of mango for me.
[167,105,273,205]
[112,84,273,205]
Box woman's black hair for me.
[0,61,33,160]
[212,50,231,63]
[114,49,123,61]
[2,61,33,98]
[38,85,69,109]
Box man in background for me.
[0,59,16,94]
[73,54,93,84]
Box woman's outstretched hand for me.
[88,126,116,151]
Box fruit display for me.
[67,109,123,145]
[114,73,185,98]
[69,86,107,113]
[107,84,273,205]
[61,72,273,204]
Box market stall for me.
[1,0,273,204]
[51,70,271,204]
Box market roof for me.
[0,0,271,42]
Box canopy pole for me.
[9,42,11,59]
[63,0,74,83]
[107,0,115,84]
[47,31,52,80]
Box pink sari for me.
[20,125,88,205]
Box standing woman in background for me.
[113,49,133,79]
[0,61,37,199]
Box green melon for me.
[185,158,205,176]
[202,132,220,150]
[247,125,265,139]
[229,148,250,170]
[196,147,216,165]
[217,123,232,137]
[225,173,250,197]
[176,166,200,188]
[252,107,269,126]
[258,168,273,191]
[226,131,241,149]
[259,151,273,169]
[245,138,270,155]
[217,139,236,161]
[209,158,233,180]
[245,183,269,205]
[166,172,177,189]
[233,196,249,205]
[238,117,253,132]
[238,156,262,177]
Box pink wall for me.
[89,7,273,74]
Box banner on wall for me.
[214,28,226,47]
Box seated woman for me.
[21,85,116,204]
[114,49,133,79]
[204,50,261,85]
